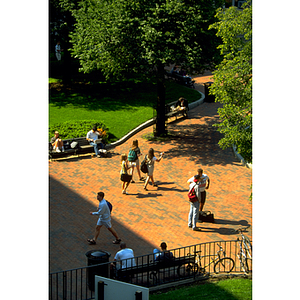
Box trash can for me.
[203,82,215,103]
[86,250,111,291]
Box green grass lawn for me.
[150,278,252,300]
[49,80,201,142]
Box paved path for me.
[49,74,252,273]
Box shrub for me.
[49,120,110,143]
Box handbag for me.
[188,184,198,203]
[198,211,215,223]
[140,155,148,174]
[121,173,132,182]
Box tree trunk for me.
[154,65,167,137]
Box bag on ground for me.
[198,211,215,223]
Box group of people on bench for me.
[50,125,105,157]
[111,241,174,277]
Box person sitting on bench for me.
[175,97,189,117]
[153,242,174,261]
[51,131,64,152]
[86,125,104,158]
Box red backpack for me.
[188,184,198,203]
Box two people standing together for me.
[120,140,164,194]
[187,168,210,231]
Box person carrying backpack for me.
[127,140,145,183]
[188,175,201,231]
[87,191,121,245]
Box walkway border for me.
[232,145,252,169]
[106,91,205,149]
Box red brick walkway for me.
[49,75,252,272]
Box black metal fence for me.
[49,240,252,300]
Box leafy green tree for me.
[66,0,223,136]
[209,1,252,162]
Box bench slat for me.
[117,255,196,276]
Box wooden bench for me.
[49,137,108,160]
[166,71,195,89]
[165,100,188,121]
[116,255,197,284]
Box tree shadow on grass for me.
[49,82,157,112]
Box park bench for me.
[115,254,197,285]
[165,100,188,121]
[165,71,195,89]
[49,137,108,160]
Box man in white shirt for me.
[187,168,210,212]
[113,242,136,269]
[87,191,121,245]
[86,125,104,158]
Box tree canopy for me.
[65,0,223,135]
[69,0,223,80]
[209,2,252,162]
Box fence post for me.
[97,281,105,300]
[63,271,67,300]
[135,291,143,300]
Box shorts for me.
[129,158,140,167]
[200,191,206,204]
[97,218,112,228]
[120,173,132,183]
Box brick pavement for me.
[49,75,252,273]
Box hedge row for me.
[49,120,110,144]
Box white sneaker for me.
[56,148,61,152]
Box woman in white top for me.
[143,148,164,191]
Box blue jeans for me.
[188,201,200,229]
[89,142,103,155]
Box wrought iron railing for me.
[49,240,252,300]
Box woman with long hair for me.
[120,154,133,194]
[143,148,164,191]
[128,139,145,183]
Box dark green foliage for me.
[65,0,223,135]
[49,120,110,143]
[209,2,252,163]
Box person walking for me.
[188,175,201,231]
[87,191,121,245]
[143,148,164,191]
[120,154,133,194]
[187,168,210,212]
[127,140,145,183]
